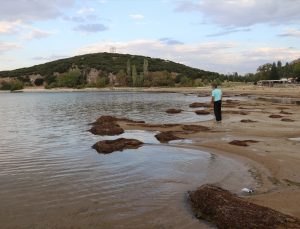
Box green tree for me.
[277,60,282,68]
[257,63,272,80]
[126,59,131,76]
[116,69,127,86]
[96,77,108,88]
[269,62,279,80]
[56,68,82,88]
[143,58,148,76]
[0,80,24,91]
[132,65,138,87]
[293,63,300,82]
[138,73,144,87]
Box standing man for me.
[211,82,222,122]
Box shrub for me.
[0,80,24,91]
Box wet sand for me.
[115,86,300,219]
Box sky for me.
[0,0,300,74]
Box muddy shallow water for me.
[0,92,255,228]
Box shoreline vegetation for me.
[84,86,300,227]
[0,53,300,92]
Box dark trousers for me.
[214,100,222,121]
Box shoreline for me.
[114,88,300,218]
[0,84,299,98]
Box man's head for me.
[211,82,217,89]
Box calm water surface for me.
[0,92,254,229]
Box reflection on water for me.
[0,92,254,228]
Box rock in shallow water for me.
[229,140,259,147]
[92,138,143,154]
[188,184,300,229]
[189,102,210,108]
[94,115,145,125]
[182,125,210,132]
[165,108,183,114]
[281,118,295,122]
[195,110,210,115]
[89,122,124,136]
[89,115,146,136]
[269,114,283,119]
[155,131,182,143]
[240,119,257,123]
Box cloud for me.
[0,0,75,22]
[32,54,68,61]
[0,42,22,54]
[278,28,300,38]
[75,39,300,74]
[0,20,22,34]
[159,38,184,45]
[175,0,300,28]
[23,28,53,40]
[73,23,108,33]
[129,14,145,20]
[77,7,95,15]
[207,28,251,37]
[62,15,87,23]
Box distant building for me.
[257,78,297,86]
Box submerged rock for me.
[155,131,182,143]
[133,123,180,128]
[189,102,210,108]
[240,119,257,123]
[89,115,146,136]
[280,110,292,115]
[195,110,210,115]
[223,110,248,115]
[94,115,145,125]
[188,184,300,229]
[225,99,240,104]
[269,114,283,119]
[281,118,295,122]
[182,125,210,132]
[92,138,143,154]
[229,140,259,147]
[89,122,124,136]
[166,108,183,114]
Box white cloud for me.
[0,20,22,34]
[32,54,68,61]
[74,39,299,74]
[129,14,145,20]
[0,42,22,54]
[175,0,300,27]
[77,7,95,15]
[278,28,300,38]
[22,28,53,40]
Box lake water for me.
[0,92,254,229]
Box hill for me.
[0,52,221,89]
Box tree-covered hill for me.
[0,52,224,89]
[0,52,218,79]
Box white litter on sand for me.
[242,188,254,193]
[288,137,300,142]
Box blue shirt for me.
[212,88,222,102]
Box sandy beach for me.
[107,85,300,219]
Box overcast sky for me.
[0,0,300,74]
